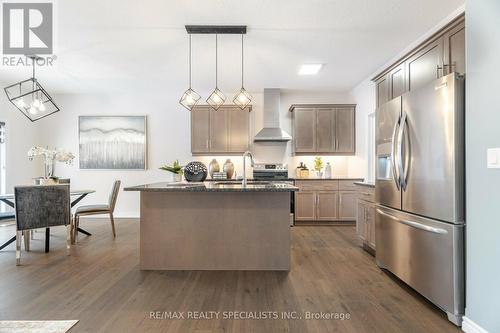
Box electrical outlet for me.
[487,148,500,168]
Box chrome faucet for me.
[242,150,255,187]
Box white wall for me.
[0,97,41,195]
[36,89,357,217]
[348,78,376,180]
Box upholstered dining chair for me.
[14,184,72,265]
[73,180,120,243]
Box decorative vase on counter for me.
[208,159,220,178]
[173,173,183,182]
[325,162,332,179]
[184,161,208,182]
[223,159,235,179]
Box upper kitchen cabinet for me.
[373,15,465,98]
[443,20,465,75]
[406,38,444,92]
[293,107,316,152]
[191,107,211,153]
[389,63,406,99]
[375,75,389,107]
[191,105,251,155]
[289,104,356,155]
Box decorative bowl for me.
[184,161,208,182]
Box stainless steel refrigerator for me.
[375,73,465,326]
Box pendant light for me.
[4,55,60,122]
[233,34,252,109]
[179,34,201,111]
[206,34,226,110]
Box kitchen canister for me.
[208,159,220,178]
[325,162,332,179]
[223,159,235,179]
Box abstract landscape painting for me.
[79,116,146,169]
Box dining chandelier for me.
[180,25,251,111]
[4,55,60,122]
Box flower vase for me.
[45,158,54,178]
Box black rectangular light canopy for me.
[185,25,247,34]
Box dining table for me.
[0,189,95,253]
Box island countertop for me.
[124,181,298,192]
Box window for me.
[366,113,376,182]
[0,122,5,196]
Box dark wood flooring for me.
[0,219,461,333]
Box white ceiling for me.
[0,0,465,95]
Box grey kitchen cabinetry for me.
[294,180,361,223]
[293,107,316,153]
[375,74,389,107]
[389,63,406,100]
[406,37,444,92]
[373,16,465,98]
[191,105,251,155]
[289,105,356,155]
[355,184,375,252]
[295,191,316,220]
[338,191,357,220]
[443,20,465,75]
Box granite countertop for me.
[294,177,364,181]
[124,182,298,192]
[354,181,375,187]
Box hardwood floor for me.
[0,219,461,333]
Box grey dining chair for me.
[73,180,120,243]
[14,184,72,265]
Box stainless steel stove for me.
[252,163,290,180]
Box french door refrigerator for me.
[375,73,465,326]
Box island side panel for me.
[139,191,291,270]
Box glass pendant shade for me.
[179,34,201,111]
[4,78,60,122]
[233,34,252,109]
[180,88,201,111]
[207,87,226,110]
[233,87,252,109]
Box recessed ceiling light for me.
[298,64,323,75]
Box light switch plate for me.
[487,148,500,168]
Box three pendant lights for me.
[179,25,252,111]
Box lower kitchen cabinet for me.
[316,191,338,220]
[355,184,376,253]
[295,191,316,220]
[338,191,357,220]
[294,179,361,223]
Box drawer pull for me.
[376,209,448,235]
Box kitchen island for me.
[124,182,298,271]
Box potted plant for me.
[28,146,75,180]
[160,160,183,182]
[314,157,324,178]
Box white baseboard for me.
[79,212,139,219]
[462,317,489,333]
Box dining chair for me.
[14,184,72,265]
[73,180,120,243]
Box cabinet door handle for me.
[206,139,209,149]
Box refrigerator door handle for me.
[390,115,401,190]
[397,112,408,190]
[376,209,448,234]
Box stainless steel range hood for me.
[254,88,292,142]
